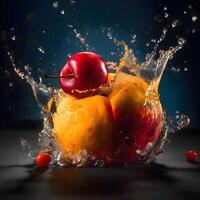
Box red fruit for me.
[187,150,198,162]
[36,153,51,168]
[59,52,108,97]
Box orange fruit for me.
[51,72,163,165]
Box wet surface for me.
[0,129,200,200]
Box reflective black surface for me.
[0,129,200,200]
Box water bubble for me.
[146,43,150,47]
[164,7,167,11]
[38,46,45,54]
[192,16,197,22]
[183,11,187,14]
[164,13,169,18]
[10,28,15,31]
[42,30,46,34]
[61,10,65,15]
[9,82,13,87]
[171,20,178,28]
[184,67,188,71]
[53,1,59,8]
[12,36,16,40]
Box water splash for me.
[53,2,59,9]
[9,26,190,166]
[67,24,90,51]
[20,138,36,159]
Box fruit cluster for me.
[47,52,163,166]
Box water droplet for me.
[171,66,181,72]
[107,32,113,40]
[177,114,190,129]
[130,34,137,43]
[192,29,196,33]
[67,24,73,28]
[162,28,167,34]
[154,16,158,21]
[178,38,185,45]
[172,20,178,28]
[184,67,188,71]
[151,39,156,43]
[42,30,46,34]
[10,28,15,31]
[38,46,45,54]
[53,1,59,8]
[131,39,136,43]
[9,82,13,87]
[146,43,150,47]
[164,6,167,11]
[132,34,136,39]
[192,16,197,22]
[188,5,193,9]
[24,65,29,71]
[61,10,65,15]
[24,64,32,74]
[70,0,76,4]
[5,70,10,75]
[183,11,187,14]
[164,13,169,18]
[12,36,16,40]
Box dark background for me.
[0,1,200,200]
[0,0,200,128]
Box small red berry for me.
[36,153,51,168]
[187,150,198,162]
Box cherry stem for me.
[44,74,75,79]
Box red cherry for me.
[59,52,108,97]
[36,153,51,168]
[186,150,198,162]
